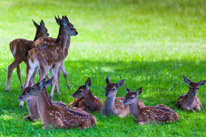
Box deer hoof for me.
[67,85,70,89]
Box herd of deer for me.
[5,16,205,129]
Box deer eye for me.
[112,88,116,91]
[79,90,82,93]
[130,96,134,99]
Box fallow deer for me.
[18,78,96,129]
[100,76,130,117]
[23,16,77,99]
[175,76,206,111]
[71,77,102,112]
[6,20,49,91]
[18,87,67,122]
[123,86,179,125]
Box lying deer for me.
[175,76,206,111]
[18,78,96,129]
[123,86,179,125]
[71,77,102,112]
[18,87,67,122]
[100,76,130,117]
[6,20,49,91]
[23,16,77,99]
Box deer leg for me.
[16,65,23,89]
[61,62,70,89]
[55,65,61,94]
[24,64,36,89]
[29,68,38,87]
[24,115,36,122]
[50,64,60,98]
[6,59,22,91]
[20,64,37,109]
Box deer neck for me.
[64,37,70,57]
[83,91,96,108]
[36,87,52,120]
[104,95,115,111]
[128,99,140,119]
[56,26,69,51]
[185,90,196,105]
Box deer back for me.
[139,105,179,123]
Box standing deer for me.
[71,77,102,112]
[6,20,49,91]
[123,86,179,125]
[18,86,67,122]
[175,76,206,111]
[23,16,77,99]
[100,76,130,117]
[18,78,96,129]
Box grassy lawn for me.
[0,0,206,136]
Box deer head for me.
[183,76,206,96]
[33,20,49,40]
[72,77,91,98]
[123,86,142,105]
[55,16,78,36]
[18,78,53,101]
[104,76,125,97]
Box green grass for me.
[0,0,206,136]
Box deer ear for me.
[39,78,47,88]
[55,16,61,25]
[106,75,110,84]
[136,87,142,96]
[199,80,206,86]
[62,16,67,26]
[117,79,125,88]
[85,77,91,90]
[45,77,54,87]
[183,76,191,85]
[32,19,39,28]
[125,86,130,93]
[40,20,45,28]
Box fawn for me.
[101,76,130,117]
[18,78,96,129]
[23,16,77,99]
[18,87,67,122]
[33,16,72,89]
[123,86,179,125]
[71,77,102,112]
[175,76,206,111]
[6,20,49,91]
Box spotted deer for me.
[71,77,102,112]
[33,16,72,89]
[123,86,179,125]
[175,76,206,111]
[19,78,96,129]
[6,20,49,91]
[18,87,67,122]
[100,76,130,117]
[23,16,77,99]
